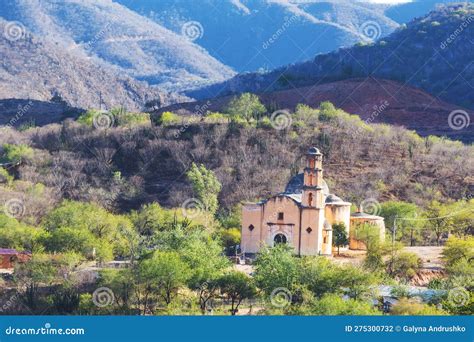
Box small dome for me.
[325,194,343,203]
[307,147,321,155]
[285,173,329,195]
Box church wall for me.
[241,204,263,253]
[260,196,301,253]
[300,208,324,255]
[325,204,351,235]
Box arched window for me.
[308,193,313,206]
[248,224,254,231]
[274,233,287,245]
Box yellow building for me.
[241,147,385,256]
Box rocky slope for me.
[0,18,182,111]
[0,0,235,92]
[189,3,474,110]
[158,78,474,142]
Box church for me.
[240,147,385,256]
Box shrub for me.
[1,144,34,163]
[256,116,273,129]
[318,101,338,121]
[310,294,380,315]
[157,111,180,126]
[225,93,266,121]
[390,298,445,315]
[115,111,150,127]
[442,236,474,277]
[388,252,422,281]
[0,167,13,185]
[204,112,227,123]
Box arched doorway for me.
[274,233,287,245]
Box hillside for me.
[1,104,471,214]
[189,3,474,110]
[158,78,474,142]
[0,0,235,92]
[0,18,184,111]
[116,0,456,72]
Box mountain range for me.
[116,0,459,72]
[0,0,234,93]
[189,3,474,112]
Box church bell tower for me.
[302,147,324,208]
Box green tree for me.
[318,101,338,122]
[179,230,230,314]
[186,163,222,216]
[98,269,136,313]
[14,254,59,312]
[423,201,452,246]
[42,201,133,260]
[0,214,44,252]
[380,201,420,245]
[225,93,266,122]
[309,293,380,315]
[130,203,177,236]
[139,251,191,306]
[388,251,422,282]
[300,257,378,300]
[254,245,299,294]
[446,200,474,236]
[352,222,384,271]
[332,222,348,255]
[217,271,256,315]
[442,236,474,276]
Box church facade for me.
[241,147,384,256]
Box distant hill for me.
[189,3,474,111]
[158,78,474,142]
[0,18,183,111]
[0,0,235,92]
[116,0,457,73]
